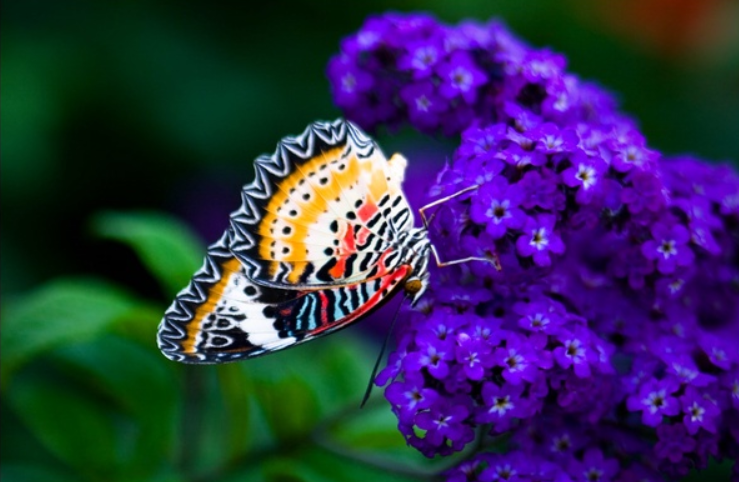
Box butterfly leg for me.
[429,244,502,271]
[419,184,480,229]
[419,185,502,271]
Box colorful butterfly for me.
[157,119,445,364]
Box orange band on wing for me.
[181,257,243,354]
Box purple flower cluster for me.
[329,12,739,482]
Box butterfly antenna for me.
[360,296,406,408]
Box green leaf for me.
[0,278,141,387]
[288,445,425,482]
[6,374,120,477]
[317,400,459,478]
[0,464,79,482]
[90,211,203,296]
[53,335,180,473]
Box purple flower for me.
[327,57,374,108]
[400,81,446,131]
[680,387,720,435]
[531,122,579,155]
[470,177,526,239]
[437,51,487,104]
[726,371,739,410]
[499,144,546,168]
[455,332,494,381]
[654,423,696,463]
[609,129,658,173]
[386,378,439,422]
[561,154,607,204]
[553,330,593,378]
[698,333,734,370]
[518,169,564,211]
[477,382,524,429]
[626,378,680,427]
[568,448,619,482]
[478,452,527,482]
[641,220,695,274]
[404,334,453,379]
[620,170,665,214]
[514,298,564,334]
[415,399,474,450]
[609,245,654,290]
[495,333,540,385]
[515,215,565,267]
[398,39,443,79]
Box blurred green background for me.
[2,1,738,481]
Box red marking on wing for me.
[341,223,357,253]
[310,265,412,336]
[330,224,357,279]
[318,290,330,326]
[357,202,379,223]
[356,226,371,246]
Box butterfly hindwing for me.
[157,233,412,363]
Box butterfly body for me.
[157,120,431,364]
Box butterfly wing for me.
[228,119,415,289]
[157,233,412,363]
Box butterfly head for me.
[401,228,432,306]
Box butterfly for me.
[157,119,447,364]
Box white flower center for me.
[488,199,512,223]
[550,433,571,453]
[529,227,549,250]
[413,47,437,69]
[688,402,705,422]
[643,389,667,413]
[504,350,526,372]
[575,164,597,190]
[341,73,356,92]
[450,67,472,91]
[657,239,677,258]
[490,395,513,415]
[415,95,431,112]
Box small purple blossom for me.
[514,299,564,334]
[561,154,606,204]
[626,378,680,427]
[654,423,697,463]
[386,378,439,421]
[532,123,579,155]
[400,81,446,131]
[437,51,488,104]
[470,177,526,239]
[568,448,619,482]
[515,215,565,267]
[404,335,453,379]
[416,399,474,451]
[680,387,720,435]
[641,220,695,274]
[455,332,494,381]
[399,40,443,78]
[477,381,524,430]
[553,330,593,378]
[495,333,539,384]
